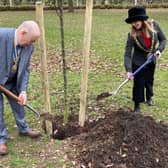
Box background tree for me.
[9,0,13,6]
[68,0,74,12]
[81,0,85,5]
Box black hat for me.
[125,6,148,24]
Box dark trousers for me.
[132,62,156,103]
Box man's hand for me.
[126,72,134,80]
[18,91,27,106]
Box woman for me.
[124,6,167,113]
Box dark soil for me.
[47,108,168,168]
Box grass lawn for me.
[0,9,168,167]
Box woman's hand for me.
[155,50,161,58]
[126,72,134,80]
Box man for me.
[0,20,41,155]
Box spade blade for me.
[96,92,113,101]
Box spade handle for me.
[0,85,40,117]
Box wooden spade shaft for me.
[0,85,40,117]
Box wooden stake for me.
[36,1,52,134]
[79,0,93,127]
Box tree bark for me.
[76,0,79,7]
[82,0,86,5]
[105,0,109,5]
[68,0,74,12]
[9,0,13,6]
[56,0,69,124]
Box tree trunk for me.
[76,0,79,6]
[68,0,74,12]
[105,0,109,5]
[9,0,13,6]
[57,0,69,124]
[43,0,45,6]
[95,0,101,5]
[82,0,86,5]
[108,0,113,4]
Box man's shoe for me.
[0,144,8,155]
[146,98,154,106]
[19,130,41,138]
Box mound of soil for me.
[48,108,168,168]
[73,109,168,168]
